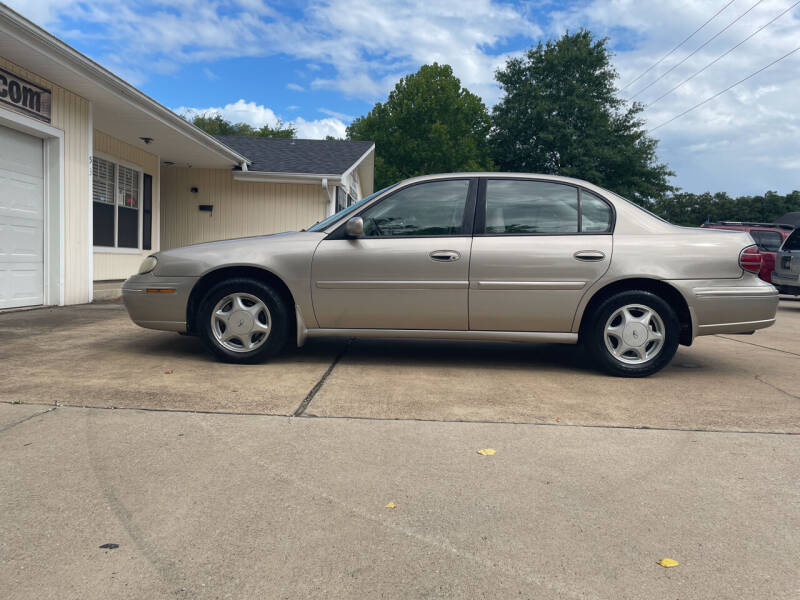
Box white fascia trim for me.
[340,144,375,180]
[0,5,250,167]
[0,104,62,138]
[87,100,93,301]
[232,171,343,185]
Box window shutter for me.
[143,173,152,250]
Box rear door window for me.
[481,180,613,234]
[581,191,613,233]
[484,180,578,234]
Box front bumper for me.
[771,270,800,294]
[121,273,198,332]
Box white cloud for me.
[175,99,281,128]
[8,0,539,103]
[550,0,800,194]
[294,117,347,139]
[9,0,800,193]
[174,100,347,139]
[318,108,354,122]
[286,83,305,91]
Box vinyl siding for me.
[0,57,90,305]
[92,129,160,281]
[160,168,328,250]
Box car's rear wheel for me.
[585,290,679,377]
[198,278,290,363]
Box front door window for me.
[359,179,470,237]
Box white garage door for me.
[0,125,44,309]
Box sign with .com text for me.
[0,67,51,123]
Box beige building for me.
[0,5,374,309]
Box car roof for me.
[401,172,603,187]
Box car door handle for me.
[573,250,606,262]
[429,250,461,262]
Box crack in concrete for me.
[300,411,800,436]
[5,400,793,437]
[0,406,57,434]
[754,374,800,400]
[715,335,800,358]
[291,339,352,417]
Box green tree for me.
[650,190,800,226]
[188,113,296,138]
[490,30,674,204]
[347,63,494,189]
[255,121,297,138]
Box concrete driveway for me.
[0,299,798,431]
[1,300,799,599]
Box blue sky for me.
[10,0,800,195]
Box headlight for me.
[138,255,158,274]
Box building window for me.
[92,156,141,249]
[349,170,359,199]
[335,187,347,213]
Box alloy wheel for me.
[603,303,665,365]
[210,293,272,353]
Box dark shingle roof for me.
[215,136,374,175]
[776,212,800,227]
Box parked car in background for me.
[700,222,793,284]
[772,227,800,295]
[776,212,800,228]
[122,173,779,378]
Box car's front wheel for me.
[198,278,290,363]
[585,290,679,377]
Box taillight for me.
[739,245,762,274]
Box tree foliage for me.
[649,190,800,227]
[347,63,494,189]
[490,30,673,204]
[188,113,296,138]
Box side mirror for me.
[345,216,364,237]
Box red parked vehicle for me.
[700,222,794,284]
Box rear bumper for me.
[121,273,197,332]
[669,278,779,338]
[771,271,800,294]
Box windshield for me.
[783,228,800,252]
[306,185,397,232]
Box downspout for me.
[322,177,335,216]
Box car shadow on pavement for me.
[124,332,740,380]
[331,337,591,373]
[123,330,350,366]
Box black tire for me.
[197,277,291,363]
[584,290,679,377]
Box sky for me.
[9,0,800,196]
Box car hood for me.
[152,230,327,277]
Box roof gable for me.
[215,136,374,175]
